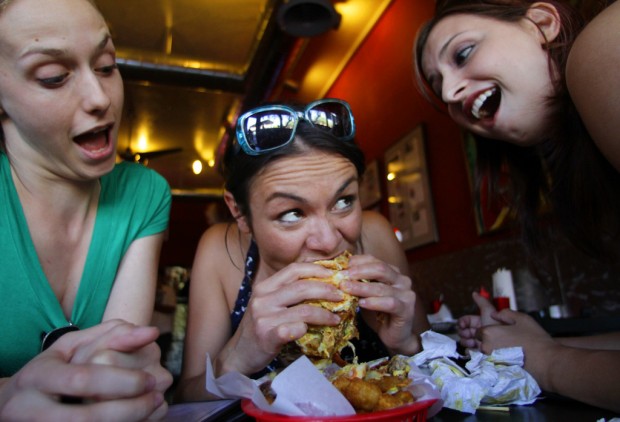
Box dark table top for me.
[166,394,619,422]
[429,394,618,421]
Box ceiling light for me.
[278,0,341,37]
[192,160,203,175]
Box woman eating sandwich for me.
[175,99,430,402]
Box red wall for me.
[326,0,507,261]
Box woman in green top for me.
[0,0,172,419]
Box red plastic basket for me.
[241,398,437,422]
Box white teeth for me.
[471,87,496,119]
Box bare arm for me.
[566,1,620,171]
[344,211,430,355]
[478,311,620,412]
[557,331,620,350]
[361,210,430,334]
[104,233,165,325]
[175,224,240,402]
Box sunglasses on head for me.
[234,98,356,156]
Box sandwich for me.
[294,251,360,360]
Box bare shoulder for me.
[192,222,248,301]
[361,210,408,270]
[567,1,620,171]
[361,210,393,235]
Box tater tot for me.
[331,375,351,392]
[374,375,412,393]
[343,379,382,413]
[374,390,415,411]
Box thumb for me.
[472,291,496,313]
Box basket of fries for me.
[241,398,438,422]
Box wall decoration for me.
[462,132,515,235]
[359,160,382,209]
[384,125,438,249]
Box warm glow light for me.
[208,159,215,168]
[136,126,149,151]
[192,160,203,175]
[387,172,396,181]
[388,196,402,204]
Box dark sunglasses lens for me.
[243,110,295,152]
[307,102,353,138]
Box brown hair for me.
[413,0,620,262]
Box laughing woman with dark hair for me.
[175,99,430,402]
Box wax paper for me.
[205,353,442,417]
[412,331,541,414]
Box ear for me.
[223,190,251,234]
[525,2,561,44]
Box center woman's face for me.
[247,150,363,275]
[421,13,557,146]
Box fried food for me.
[329,356,416,413]
[340,378,382,413]
[295,251,360,360]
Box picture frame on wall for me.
[384,124,438,250]
[359,159,382,209]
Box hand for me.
[70,319,172,397]
[223,263,344,375]
[457,291,499,349]
[341,254,419,355]
[0,321,169,421]
[476,310,559,385]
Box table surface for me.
[429,395,618,421]
[165,394,619,422]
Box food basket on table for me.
[241,398,438,422]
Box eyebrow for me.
[439,32,463,60]
[264,176,358,204]
[20,34,112,59]
[426,31,465,95]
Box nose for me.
[305,216,342,254]
[441,73,467,104]
[80,70,112,115]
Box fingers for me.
[252,263,334,296]
[17,352,157,400]
[458,314,481,330]
[472,291,496,314]
[41,391,165,422]
[459,335,480,349]
[491,309,518,325]
[346,255,409,289]
[48,321,172,395]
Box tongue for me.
[479,89,501,119]
[75,131,107,152]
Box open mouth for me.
[74,126,111,154]
[471,87,501,120]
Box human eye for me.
[97,63,118,75]
[37,72,69,88]
[278,209,303,224]
[94,53,118,76]
[454,45,473,66]
[333,195,355,212]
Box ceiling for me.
[96,0,392,196]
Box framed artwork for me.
[359,160,382,209]
[462,132,514,235]
[384,125,438,250]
